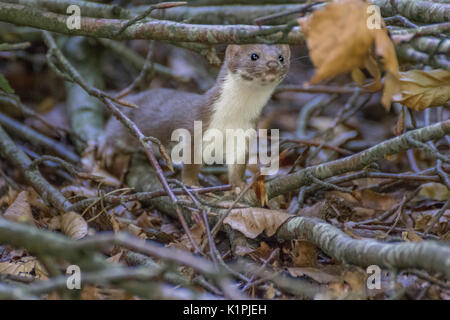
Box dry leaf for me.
[253,175,268,207]
[223,208,291,238]
[341,267,367,299]
[249,241,273,260]
[265,283,276,299]
[158,143,174,173]
[81,146,120,187]
[414,209,450,232]
[419,183,450,201]
[127,223,145,238]
[0,188,19,207]
[402,230,423,242]
[383,69,450,111]
[288,267,341,284]
[414,213,433,232]
[61,211,88,239]
[3,191,35,225]
[81,285,102,300]
[107,251,123,264]
[329,189,398,211]
[299,0,398,85]
[0,256,48,279]
[290,240,317,267]
[170,223,204,252]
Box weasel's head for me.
[225,44,290,86]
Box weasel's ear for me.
[225,45,240,59]
[280,45,291,60]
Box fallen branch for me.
[0,217,245,299]
[0,3,303,44]
[265,120,450,200]
[0,112,79,163]
[276,215,450,279]
[0,124,70,212]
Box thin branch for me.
[265,120,450,201]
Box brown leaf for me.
[168,223,203,252]
[253,175,268,207]
[249,241,273,260]
[341,267,367,299]
[61,211,88,240]
[299,0,398,85]
[81,147,120,187]
[265,283,276,299]
[0,256,48,279]
[223,208,291,238]
[288,266,341,284]
[3,191,35,225]
[419,183,450,201]
[158,143,174,173]
[383,69,450,111]
[329,189,398,211]
[402,229,423,242]
[0,188,19,207]
[290,240,317,267]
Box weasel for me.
[101,44,290,187]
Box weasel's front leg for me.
[228,163,247,191]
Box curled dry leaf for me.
[81,146,120,187]
[298,0,398,86]
[61,211,88,240]
[158,143,174,173]
[253,175,268,207]
[223,207,291,239]
[383,69,450,111]
[3,190,35,225]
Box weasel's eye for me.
[278,55,284,63]
[250,53,259,61]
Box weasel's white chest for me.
[201,73,276,164]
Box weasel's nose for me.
[266,60,279,70]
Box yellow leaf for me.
[382,72,401,110]
[419,183,450,201]
[299,0,398,85]
[402,229,423,242]
[223,208,291,238]
[374,29,398,76]
[384,69,450,111]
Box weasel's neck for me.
[206,70,276,131]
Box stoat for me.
[101,44,291,187]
